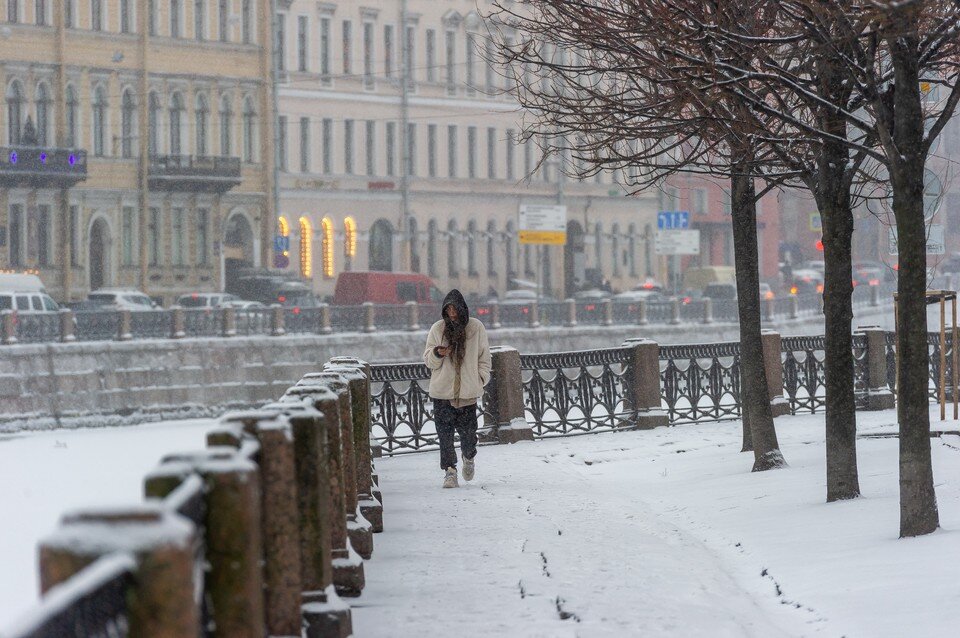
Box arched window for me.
[467,220,478,276]
[195,94,209,156]
[505,220,516,280]
[321,217,334,278]
[6,80,23,145]
[611,223,621,277]
[447,219,459,277]
[92,84,107,157]
[34,83,51,146]
[408,217,420,273]
[486,220,497,277]
[242,96,256,163]
[594,222,603,274]
[121,89,136,158]
[219,94,233,156]
[628,223,638,277]
[369,219,394,272]
[148,91,161,156]
[65,84,78,147]
[343,216,357,271]
[169,92,184,155]
[299,216,313,278]
[427,219,438,277]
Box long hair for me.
[443,312,468,369]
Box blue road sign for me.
[657,211,690,230]
[274,235,290,253]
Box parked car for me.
[760,283,775,300]
[175,293,241,309]
[612,289,667,303]
[572,288,611,301]
[852,261,884,287]
[86,289,158,311]
[500,289,538,305]
[0,273,62,314]
[702,283,738,300]
[333,271,443,305]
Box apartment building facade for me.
[276,0,661,300]
[0,0,275,304]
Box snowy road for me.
[353,410,960,638]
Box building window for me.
[445,30,456,95]
[243,97,256,163]
[299,116,309,173]
[92,85,107,157]
[384,24,394,78]
[219,94,233,156]
[344,119,354,174]
[628,223,638,277]
[524,244,533,277]
[487,220,497,277]
[91,0,102,31]
[148,207,160,266]
[297,16,308,72]
[148,0,156,35]
[342,20,352,74]
[644,224,653,275]
[485,38,496,94]
[427,124,437,177]
[322,118,332,174]
[343,216,356,271]
[467,126,477,179]
[365,120,375,176]
[425,29,436,82]
[299,216,312,278]
[363,21,374,89]
[319,17,330,82]
[276,14,286,72]
[385,121,395,177]
[6,80,22,145]
[277,115,287,171]
[506,129,515,180]
[524,141,532,179]
[148,91,161,155]
[408,217,419,273]
[121,89,136,158]
[505,220,516,278]
[9,204,22,266]
[447,125,457,178]
[321,217,334,278]
[64,0,72,27]
[69,205,79,266]
[242,0,252,43]
[118,1,132,32]
[195,94,209,155]
[487,128,496,179]
[7,0,18,23]
[466,33,476,94]
[467,220,478,276]
[170,0,181,37]
[427,219,437,276]
[197,208,209,265]
[612,224,621,277]
[594,223,603,274]
[37,204,50,266]
[406,123,416,177]
[218,0,228,42]
[172,208,186,265]
[169,92,184,155]
[35,0,45,25]
[35,83,50,146]
[447,220,458,277]
[194,0,204,40]
[369,219,394,272]
[121,206,135,266]
[404,24,415,87]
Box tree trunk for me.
[730,169,785,471]
[889,28,939,537]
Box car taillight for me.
[869,279,880,286]
[477,308,489,315]
[278,295,286,303]
[585,304,596,311]
[764,291,775,300]
[816,284,824,293]
[522,306,529,314]
[293,307,301,315]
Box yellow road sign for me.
[519,230,567,245]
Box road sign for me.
[809,213,822,231]
[519,204,567,245]
[274,235,290,253]
[657,211,690,230]
[888,224,945,255]
[655,229,700,255]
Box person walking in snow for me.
[424,289,491,488]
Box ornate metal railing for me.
[235,308,272,336]
[73,310,120,341]
[520,347,632,437]
[15,313,61,344]
[284,307,322,334]
[130,310,171,339]
[660,342,742,424]
[852,333,869,408]
[781,335,827,413]
[373,304,409,331]
[183,309,221,337]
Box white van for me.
[0,274,61,314]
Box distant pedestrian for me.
[424,289,491,488]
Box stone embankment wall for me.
[0,307,889,433]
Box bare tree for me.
[489,0,788,470]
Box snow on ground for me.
[1,408,958,637]
[354,407,960,638]
[0,419,215,628]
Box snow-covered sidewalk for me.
[353,410,960,638]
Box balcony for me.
[148,155,242,193]
[0,146,88,188]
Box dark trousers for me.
[435,399,478,470]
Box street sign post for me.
[519,204,567,245]
[657,211,690,230]
[888,224,945,255]
[655,229,701,255]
